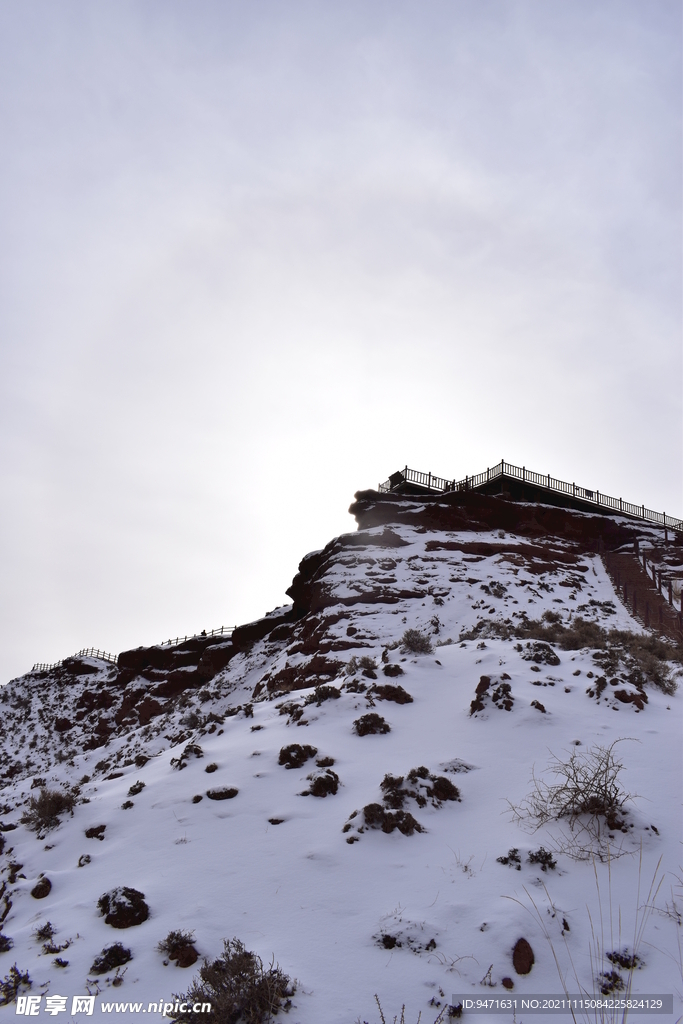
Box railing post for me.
[522,465,525,482]
[547,473,550,487]
[669,581,673,605]
[597,490,600,506]
[572,482,575,496]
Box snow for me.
[0,501,681,1022]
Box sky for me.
[1,0,681,684]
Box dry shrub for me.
[305,685,341,706]
[157,930,198,968]
[90,942,132,975]
[380,767,460,810]
[171,743,204,771]
[32,923,54,943]
[305,769,339,797]
[278,744,317,769]
[354,714,390,736]
[168,937,294,1023]
[401,629,433,654]
[363,803,424,836]
[0,964,31,1006]
[371,684,413,705]
[98,887,149,928]
[21,789,75,832]
[509,740,634,859]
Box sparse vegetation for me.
[528,847,557,872]
[21,788,75,832]
[354,714,390,736]
[278,744,317,769]
[98,887,149,928]
[0,964,31,1006]
[362,803,424,836]
[90,942,132,975]
[401,629,433,654]
[305,769,339,797]
[206,787,238,801]
[519,641,560,666]
[509,740,634,859]
[127,781,145,796]
[171,744,204,770]
[167,937,294,1023]
[497,848,521,870]
[463,615,680,694]
[371,684,413,705]
[157,930,198,968]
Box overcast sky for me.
[1,0,681,684]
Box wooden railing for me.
[378,460,683,532]
[32,647,119,673]
[158,625,235,647]
[30,627,236,674]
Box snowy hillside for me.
[1,490,682,1023]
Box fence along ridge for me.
[31,626,236,674]
[378,460,683,533]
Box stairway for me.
[602,550,682,643]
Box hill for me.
[1,490,681,1021]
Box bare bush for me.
[509,741,635,860]
[168,937,294,1023]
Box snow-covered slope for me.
[1,491,681,1022]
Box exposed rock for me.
[513,937,535,975]
[31,876,52,899]
[136,698,164,726]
